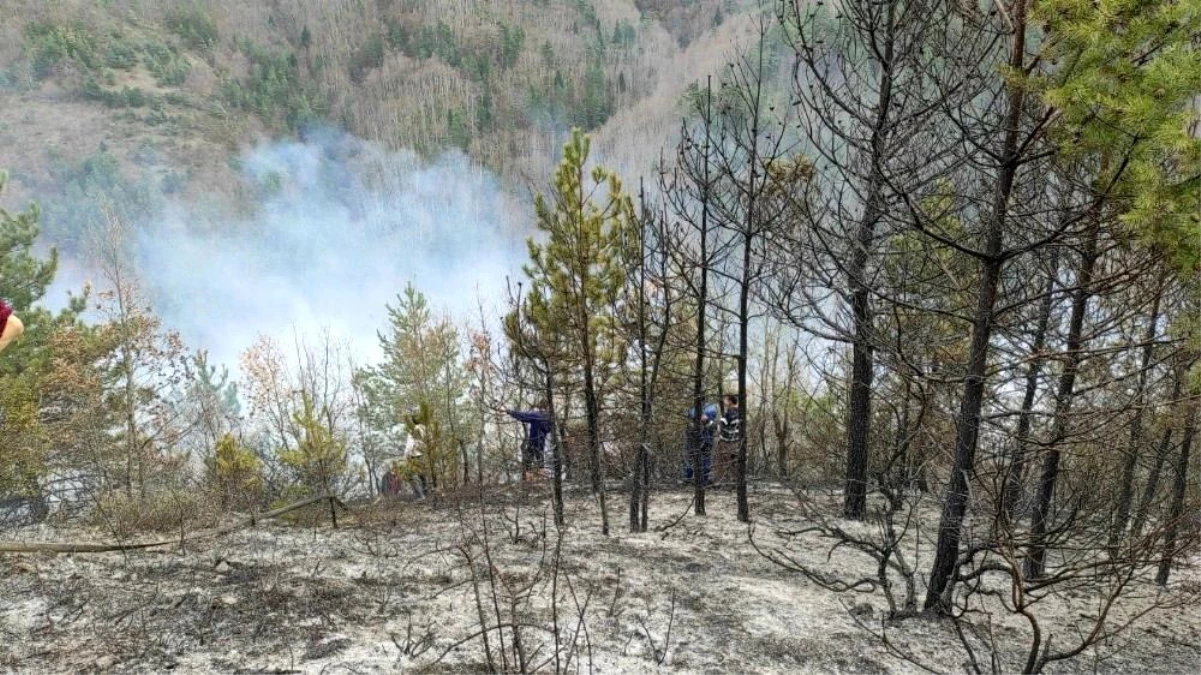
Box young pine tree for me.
[523,128,637,536]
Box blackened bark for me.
[692,76,714,517]
[1025,221,1099,579]
[924,0,1028,611]
[924,252,1003,610]
[737,230,752,522]
[843,2,897,521]
[1132,428,1177,539]
[1109,281,1164,550]
[547,371,564,527]
[1156,410,1195,585]
[583,368,608,535]
[630,190,652,533]
[1001,251,1059,523]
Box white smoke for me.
[54,129,531,368]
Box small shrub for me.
[93,489,216,539]
[81,78,152,108]
[166,6,219,53]
[206,434,265,511]
[24,21,100,78]
[122,86,148,107]
[104,39,139,70]
[145,45,191,86]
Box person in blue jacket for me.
[507,403,553,481]
[684,403,718,485]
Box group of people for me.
[684,394,742,486]
[377,393,742,499]
[501,395,742,485]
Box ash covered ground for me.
[2,485,1199,674]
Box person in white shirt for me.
[402,420,428,500]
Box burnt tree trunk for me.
[924,0,1028,611]
[842,2,897,521]
[1156,407,1196,585]
[1110,279,1164,549]
[1132,427,1176,539]
[1025,219,1100,579]
[1000,250,1059,523]
[691,76,714,517]
[547,369,564,527]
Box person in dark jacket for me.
[714,394,742,485]
[507,404,552,480]
[684,403,717,485]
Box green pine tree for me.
[358,283,469,488]
[1036,0,1201,270]
[521,128,637,535]
[0,171,95,517]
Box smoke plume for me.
[53,130,531,368]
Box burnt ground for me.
[1,484,1199,674]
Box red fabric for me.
[0,300,11,337]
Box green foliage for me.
[348,34,386,83]
[0,180,52,496]
[499,23,526,69]
[0,173,95,504]
[1035,0,1201,271]
[24,21,100,79]
[83,79,152,108]
[385,19,412,53]
[402,20,461,66]
[389,18,523,80]
[0,173,57,311]
[24,19,193,107]
[207,433,263,509]
[447,107,472,148]
[37,149,161,248]
[165,5,220,53]
[143,42,191,86]
[278,393,348,495]
[577,58,613,128]
[612,20,637,49]
[528,58,613,130]
[574,0,602,34]
[104,39,139,70]
[520,129,636,371]
[223,41,328,131]
[477,90,495,132]
[357,283,471,489]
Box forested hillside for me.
[0,0,743,213]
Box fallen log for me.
[0,494,350,554]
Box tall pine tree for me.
[522,128,636,536]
